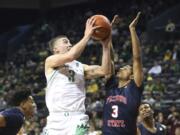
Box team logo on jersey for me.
[106,95,127,104]
[76,62,79,67]
[108,120,125,127]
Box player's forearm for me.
[101,42,111,75]
[69,35,90,60]
[130,28,141,59]
[110,42,115,62]
[109,43,115,75]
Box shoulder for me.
[129,79,144,91]
[45,55,53,64]
[0,108,12,114]
[1,108,22,115]
[0,108,23,127]
[156,122,166,131]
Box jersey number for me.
[111,105,118,118]
[68,70,75,82]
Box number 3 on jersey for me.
[111,105,118,118]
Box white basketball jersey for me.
[45,60,85,113]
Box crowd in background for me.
[0,0,180,134]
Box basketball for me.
[90,15,111,40]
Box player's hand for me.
[84,18,100,39]
[111,15,121,26]
[129,12,141,29]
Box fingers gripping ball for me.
[91,15,111,40]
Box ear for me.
[53,48,57,53]
[20,101,26,109]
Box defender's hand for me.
[129,12,141,29]
[111,15,121,26]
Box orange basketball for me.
[91,15,111,40]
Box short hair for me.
[139,102,153,110]
[10,90,32,106]
[48,35,67,53]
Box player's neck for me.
[143,117,155,128]
[142,118,157,133]
[118,80,131,88]
[17,107,25,117]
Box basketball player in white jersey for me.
[44,18,111,135]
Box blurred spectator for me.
[0,94,7,110]
[153,93,163,111]
[152,78,166,95]
[165,20,176,32]
[167,106,180,135]
[87,80,99,93]
[172,45,179,61]
[144,79,155,92]
[175,127,180,135]
[164,50,172,62]
[156,112,166,125]
[148,61,162,75]
[177,79,180,84]
[143,91,156,106]
[170,60,179,73]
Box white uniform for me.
[44,60,89,135]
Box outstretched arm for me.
[105,15,121,79]
[129,12,143,87]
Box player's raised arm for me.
[45,18,99,75]
[129,12,143,87]
[84,34,111,79]
[109,15,121,75]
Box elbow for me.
[102,68,111,76]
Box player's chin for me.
[28,111,35,118]
[143,112,152,118]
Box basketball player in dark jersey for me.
[103,12,144,135]
[137,102,166,135]
[0,90,36,135]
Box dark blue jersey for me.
[138,122,166,135]
[105,75,118,90]
[0,108,24,135]
[103,79,143,135]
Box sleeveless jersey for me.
[103,78,143,135]
[138,122,166,135]
[45,60,85,113]
[0,108,24,135]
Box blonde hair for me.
[48,35,67,53]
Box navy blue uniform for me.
[103,76,143,135]
[0,108,24,135]
[138,122,166,135]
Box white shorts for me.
[43,112,89,135]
